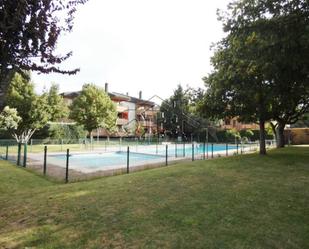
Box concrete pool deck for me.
[22,143,261,181]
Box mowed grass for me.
[0,147,309,249]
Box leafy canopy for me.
[0,0,88,105]
[200,0,309,153]
[0,106,21,131]
[45,83,69,121]
[70,84,117,134]
[4,73,50,142]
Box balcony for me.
[138,121,157,127]
[136,109,157,117]
[117,118,128,126]
[116,105,128,113]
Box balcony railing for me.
[117,118,128,126]
[116,105,128,113]
[136,109,157,116]
[138,121,157,127]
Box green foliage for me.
[5,73,50,142]
[200,0,309,153]
[0,0,88,107]
[70,84,117,135]
[239,129,254,139]
[159,85,209,140]
[0,106,21,131]
[225,129,241,142]
[265,124,275,138]
[292,113,309,128]
[45,84,69,121]
[48,124,87,140]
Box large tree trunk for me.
[259,119,267,155]
[276,121,286,148]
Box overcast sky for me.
[32,0,230,101]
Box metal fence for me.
[0,138,276,183]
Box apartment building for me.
[61,83,158,137]
[220,117,259,131]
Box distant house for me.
[219,117,259,131]
[61,83,159,137]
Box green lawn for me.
[0,147,309,248]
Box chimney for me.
[126,92,129,96]
[139,91,142,99]
[105,82,108,92]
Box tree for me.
[46,84,69,121]
[226,129,241,143]
[159,85,189,139]
[0,106,21,131]
[5,73,50,143]
[70,84,117,139]
[200,0,309,154]
[292,114,309,128]
[0,0,88,107]
[159,85,210,141]
[201,42,273,154]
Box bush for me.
[33,123,87,140]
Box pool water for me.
[136,144,237,156]
[47,144,238,172]
[48,151,165,170]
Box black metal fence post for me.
[211,143,214,158]
[192,143,194,161]
[5,144,8,160]
[203,142,206,160]
[226,143,228,157]
[23,143,27,167]
[237,142,239,154]
[183,142,185,157]
[17,143,21,166]
[175,142,177,158]
[165,144,168,166]
[65,149,69,183]
[43,146,47,175]
[127,146,130,174]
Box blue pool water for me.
[47,144,238,171]
[138,144,237,156]
[48,151,164,170]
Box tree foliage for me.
[200,0,309,154]
[70,84,117,136]
[4,73,50,142]
[0,106,21,131]
[159,85,210,141]
[45,84,69,121]
[0,0,88,106]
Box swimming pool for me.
[45,143,238,173]
[136,143,237,156]
[48,151,164,172]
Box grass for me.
[0,147,309,248]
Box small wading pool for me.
[46,144,238,173]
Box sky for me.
[32,0,230,101]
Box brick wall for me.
[285,128,309,145]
